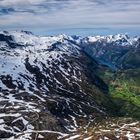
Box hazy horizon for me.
[0,0,140,36]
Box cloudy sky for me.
[0,0,140,36]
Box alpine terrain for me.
[0,31,140,140]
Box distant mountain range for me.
[0,31,140,140]
[81,34,140,69]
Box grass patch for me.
[99,68,140,118]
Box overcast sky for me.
[0,0,140,36]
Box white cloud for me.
[0,0,45,6]
[0,0,140,35]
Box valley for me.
[0,31,140,140]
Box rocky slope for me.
[0,31,140,140]
[0,31,115,140]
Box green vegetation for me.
[99,68,140,118]
[110,79,140,106]
[119,50,140,69]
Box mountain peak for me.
[0,30,140,140]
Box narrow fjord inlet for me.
[0,0,140,140]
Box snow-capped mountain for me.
[82,34,138,46]
[81,34,140,69]
[0,31,112,140]
[0,31,140,140]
